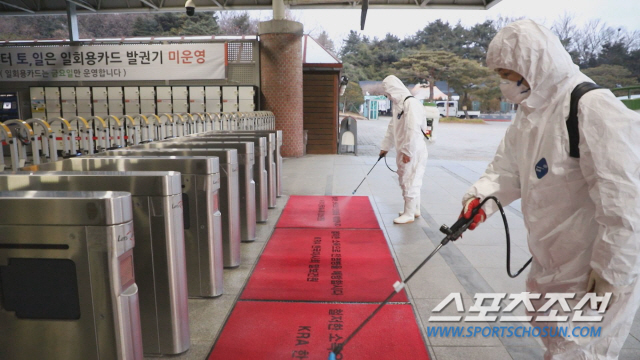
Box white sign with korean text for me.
[0,43,226,82]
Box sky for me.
[243,0,640,51]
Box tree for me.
[339,31,363,57]
[132,15,163,36]
[341,81,365,114]
[465,20,498,63]
[218,12,259,35]
[392,50,461,101]
[407,19,457,50]
[583,64,640,89]
[313,30,337,57]
[78,14,138,38]
[171,13,221,36]
[446,58,496,117]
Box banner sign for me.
[0,43,226,82]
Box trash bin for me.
[0,191,143,360]
[338,116,357,154]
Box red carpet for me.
[208,301,430,360]
[240,228,407,302]
[277,196,379,229]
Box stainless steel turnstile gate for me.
[24,156,224,298]
[0,172,190,356]
[131,141,257,242]
[101,149,241,268]
[0,191,143,360]
[196,130,282,197]
[171,136,269,219]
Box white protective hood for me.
[465,19,640,359]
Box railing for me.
[0,111,275,170]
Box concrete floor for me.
[151,117,640,359]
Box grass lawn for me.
[439,117,486,124]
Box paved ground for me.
[153,116,640,360]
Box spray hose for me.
[329,196,532,359]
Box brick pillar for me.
[259,20,304,157]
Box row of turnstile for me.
[0,128,283,359]
[0,111,275,171]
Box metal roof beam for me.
[67,0,96,12]
[140,0,159,10]
[0,0,34,13]
[208,0,224,8]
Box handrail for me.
[26,118,57,161]
[181,113,195,135]
[106,115,125,148]
[134,114,151,143]
[121,115,139,146]
[87,115,110,152]
[172,113,186,137]
[4,119,37,166]
[0,122,18,170]
[144,114,162,141]
[68,116,94,155]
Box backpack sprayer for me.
[328,196,532,359]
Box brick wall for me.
[260,33,304,157]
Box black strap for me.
[567,82,603,158]
[397,96,415,119]
[396,95,430,139]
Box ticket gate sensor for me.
[103,148,241,268]
[134,141,257,242]
[31,156,224,299]
[0,191,143,360]
[173,136,269,221]
[0,172,190,356]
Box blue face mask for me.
[500,77,531,104]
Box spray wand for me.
[328,196,532,359]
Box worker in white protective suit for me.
[379,75,428,224]
[460,19,640,359]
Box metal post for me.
[66,2,80,42]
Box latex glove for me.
[461,197,486,231]
[587,270,618,309]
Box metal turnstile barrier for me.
[174,135,269,220]
[30,156,224,298]
[103,148,241,268]
[0,172,190,356]
[133,141,257,242]
[199,130,283,198]
[0,191,143,360]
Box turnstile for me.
[103,149,241,268]
[133,141,257,242]
[198,130,283,197]
[0,172,190,356]
[0,191,143,360]
[172,135,270,217]
[24,156,224,298]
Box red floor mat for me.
[277,196,379,229]
[240,229,407,302]
[208,301,429,360]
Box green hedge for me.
[621,98,640,111]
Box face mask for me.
[500,77,531,104]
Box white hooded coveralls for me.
[380,75,428,200]
[464,19,640,359]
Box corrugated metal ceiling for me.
[0,0,502,15]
